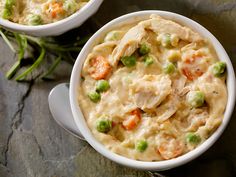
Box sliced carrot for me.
[182,67,194,81]
[122,116,138,130]
[89,56,112,80]
[184,58,191,64]
[182,66,204,80]
[48,2,64,18]
[157,138,184,160]
[131,109,141,119]
[122,109,141,130]
[184,53,204,64]
[182,52,205,80]
[193,53,204,59]
[195,69,203,76]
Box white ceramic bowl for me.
[0,0,103,36]
[70,11,236,171]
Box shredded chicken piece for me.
[156,94,180,122]
[197,71,227,118]
[172,74,187,95]
[111,25,146,66]
[186,108,208,132]
[145,15,204,43]
[157,133,184,160]
[130,75,172,110]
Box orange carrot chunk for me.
[48,2,64,18]
[157,134,184,160]
[182,67,194,81]
[122,109,141,130]
[89,56,112,80]
[182,53,205,80]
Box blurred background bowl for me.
[0,0,103,36]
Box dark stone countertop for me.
[0,0,236,177]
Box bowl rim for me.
[0,0,99,31]
[70,10,236,170]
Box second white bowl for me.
[0,0,103,36]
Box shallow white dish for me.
[69,10,236,171]
[0,0,103,36]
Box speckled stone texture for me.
[0,0,236,177]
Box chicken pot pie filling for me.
[78,15,227,161]
[0,0,89,25]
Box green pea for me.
[27,14,43,26]
[2,8,11,19]
[162,33,171,48]
[6,0,15,6]
[88,91,101,103]
[96,80,110,92]
[143,55,154,66]
[212,61,226,77]
[139,43,150,56]
[104,31,121,42]
[163,62,175,74]
[63,0,77,13]
[136,140,148,152]
[96,119,112,133]
[187,91,205,108]
[121,56,136,67]
[186,133,201,144]
[2,0,15,19]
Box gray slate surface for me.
[0,0,236,177]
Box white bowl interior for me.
[70,10,236,171]
[0,0,103,36]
